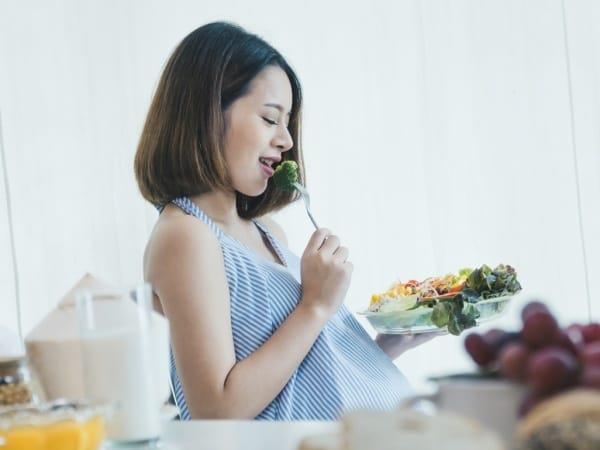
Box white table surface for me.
[159,420,340,450]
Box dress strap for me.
[252,219,288,268]
[170,197,224,239]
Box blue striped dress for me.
[163,196,412,420]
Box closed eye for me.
[262,117,278,126]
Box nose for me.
[273,125,294,152]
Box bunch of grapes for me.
[464,301,600,416]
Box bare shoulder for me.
[144,205,223,297]
[145,206,216,259]
[258,214,288,246]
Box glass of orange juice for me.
[0,400,106,450]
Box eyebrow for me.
[264,103,292,117]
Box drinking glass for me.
[76,283,170,449]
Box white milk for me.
[81,326,161,442]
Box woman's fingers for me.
[306,228,331,252]
[318,235,340,254]
[333,246,349,263]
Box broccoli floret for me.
[272,160,299,192]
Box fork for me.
[293,182,319,230]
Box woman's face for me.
[223,65,294,197]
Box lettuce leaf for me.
[463,264,521,302]
[430,298,481,335]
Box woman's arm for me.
[145,216,328,419]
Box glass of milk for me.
[76,283,170,448]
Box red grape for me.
[464,333,495,366]
[482,329,519,358]
[521,301,550,322]
[526,347,578,394]
[499,342,530,381]
[483,328,506,349]
[581,323,600,343]
[581,341,600,367]
[522,311,559,349]
[580,365,600,389]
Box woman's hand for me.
[375,331,446,360]
[300,228,353,320]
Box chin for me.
[237,182,268,198]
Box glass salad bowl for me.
[357,294,515,335]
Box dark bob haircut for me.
[134,21,304,218]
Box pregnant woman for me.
[134,21,432,420]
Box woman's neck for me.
[189,190,247,228]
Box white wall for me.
[0,0,598,387]
[564,0,600,321]
[0,114,19,338]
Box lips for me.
[260,154,281,163]
[259,160,275,176]
[258,155,280,177]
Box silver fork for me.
[293,182,319,230]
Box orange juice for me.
[44,420,86,450]
[0,402,106,450]
[0,426,45,450]
[82,416,105,450]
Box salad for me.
[367,264,522,335]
